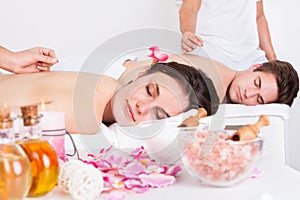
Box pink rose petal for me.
[250,167,264,178]
[122,162,146,178]
[139,174,176,187]
[166,165,182,176]
[148,46,169,63]
[74,146,181,195]
[261,150,267,157]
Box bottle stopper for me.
[0,104,13,129]
[20,104,40,126]
[231,115,270,141]
[178,108,207,127]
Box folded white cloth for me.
[69,103,290,165]
[101,103,290,149]
[219,103,290,120]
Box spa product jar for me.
[0,106,31,200]
[17,105,59,197]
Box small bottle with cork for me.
[17,104,59,197]
[0,104,31,200]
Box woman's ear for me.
[249,63,262,71]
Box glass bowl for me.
[180,129,264,187]
[144,122,204,165]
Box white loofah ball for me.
[58,160,104,200]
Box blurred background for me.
[1,0,299,171]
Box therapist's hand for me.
[181,31,203,53]
[11,47,59,73]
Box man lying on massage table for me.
[120,54,299,107]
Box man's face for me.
[228,68,278,105]
[111,72,190,126]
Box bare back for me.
[0,71,117,134]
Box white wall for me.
[1,0,300,170]
[263,0,300,171]
[0,0,180,58]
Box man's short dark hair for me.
[254,60,299,106]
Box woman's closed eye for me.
[152,107,170,120]
[146,82,170,120]
[146,82,159,98]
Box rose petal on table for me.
[165,165,182,176]
[139,174,176,187]
[250,167,264,178]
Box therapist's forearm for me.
[0,46,14,72]
[179,0,202,34]
[257,16,276,61]
[256,2,276,61]
[179,8,197,34]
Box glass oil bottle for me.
[17,105,59,197]
[0,105,31,200]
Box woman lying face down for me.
[0,62,219,134]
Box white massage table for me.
[66,103,291,164]
[26,103,300,200]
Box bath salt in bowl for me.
[180,130,264,187]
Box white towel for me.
[219,103,290,120]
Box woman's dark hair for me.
[145,62,219,116]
